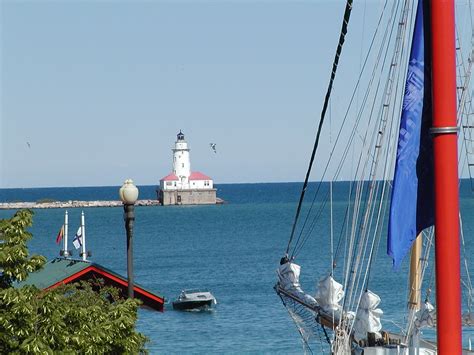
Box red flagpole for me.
[430,0,462,353]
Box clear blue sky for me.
[1,1,472,188]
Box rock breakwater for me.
[0,199,161,210]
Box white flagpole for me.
[64,210,69,257]
[81,211,87,261]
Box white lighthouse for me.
[172,131,191,188]
[158,131,217,205]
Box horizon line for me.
[2,178,473,190]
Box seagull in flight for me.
[209,143,217,153]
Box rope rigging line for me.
[295,3,406,272]
[452,3,474,313]
[280,295,314,354]
[281,0,455,346]
[278,0,473,350]
[460,214,474,313]
[277,1,401,350]
[278,292,333,354]
[363,4,414,291]
[330,0,412,325]
[286,0,354,256]
[456,14,474,191]
[284,0,412,338]
[291,0,392,250]
[365,52,410,288]
[349,0,413,318]
[291,0,399,259]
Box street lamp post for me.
[119,179,139,299]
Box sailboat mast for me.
[430,0,462,352]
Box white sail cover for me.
[353,290,383,342]
[315,275,344,313]
[414,301,436,328]
[277,262,318,307]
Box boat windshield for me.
[182,288,210,294]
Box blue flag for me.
[388,0,434,269]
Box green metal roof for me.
[16,257,90,289]
[15,257,164,305]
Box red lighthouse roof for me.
[160,173,179,181]
[189,171,212,180]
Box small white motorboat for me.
[172,289,217,311]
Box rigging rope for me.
[454,4,474,313]
[345,0,413,321]
[286,0,353,256]
[278,292,332,354]
[291,0,396,259]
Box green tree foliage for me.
[0,210,148,354]
[0,209,45,288]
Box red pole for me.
[430,0,462,353]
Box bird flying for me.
[209,143,217,153]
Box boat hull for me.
[172,299,214,311]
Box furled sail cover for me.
[353,290,383,342]
[277,262,318,307]
[315,275,344,313]
[414,301,436,328]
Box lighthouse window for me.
[166,182,172,186]
[204,181,209,186]
[182,163,184,168]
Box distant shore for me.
[0,200,161,210]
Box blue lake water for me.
[1,181,473,353]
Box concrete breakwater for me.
[0,199,161,210]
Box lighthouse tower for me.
[158,131,217,205]
[173,131,191,188]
